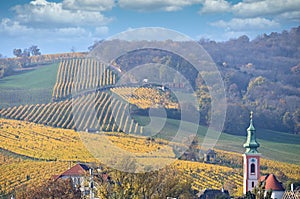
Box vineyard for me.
[111,87,178,109]
[0,92,144,134]
[176,160,243,196]
[1,53,300,198]
[0,119,299,197]
[52,58,117,100]
[0,159,70,195]
[0,118,94,161]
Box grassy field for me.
[135,116,300,165]
[0,63,58,108]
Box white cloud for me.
[62,0,115,11]
[232,0,300,18]
[199,0,231,14]
[95,26,109,35]
[211,17,280,31]
[118,0,202,12]
[12,0,112,28]
[0,18,33,36]
[276,11,300,22]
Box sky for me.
[0,0,299,57]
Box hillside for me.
[103,27,300,135]
[0,63,58,109]
[199,26,300,135]
[0,118,299,197]
[1,27,300,135]
[134,116,300,165]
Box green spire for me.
[243,111,260,153]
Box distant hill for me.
[199,26,300,135]
[0,27,299,135]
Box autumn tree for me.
[95,157,194,198]
[252,181,272,199]
[15,178,81,199]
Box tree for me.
[95,158,194,198]
[252,181,272,199]
[292,109,300,134]
[13,49,22,57]
[22,48,30,57]
[29,45,41,56]
[283,112,293,133]
[15,178,81,199]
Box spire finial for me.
[250,111,253,120]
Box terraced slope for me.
[52,58,117,100]
[0,92,143,134]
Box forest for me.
[199,26,300,135]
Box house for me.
[53,163,90,194]
[196,188,230,199]
[199,149,217,163]
[260,174,285,199]
[204,149,216,163]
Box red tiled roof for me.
[261,174,285,191]
[51,175,60,181]
[260,175,267,181]
[60,164,89,177]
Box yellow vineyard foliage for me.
[0,159,70,194]
[0,118,299,197]
[0,92,143,134]
[111,87,178,109]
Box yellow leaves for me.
[0,118,95,162]
[0,160,70,194]
[111,87,178,109]
[0,118,299,197]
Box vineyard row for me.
[0,92,143,134]
[52,58,117,100]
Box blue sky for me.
[0,0,299,57]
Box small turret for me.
[243,111,260,153]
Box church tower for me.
[243,111,260,194]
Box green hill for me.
[135,115,300,165]
[0,63,58,108]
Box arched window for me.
[252,181,255,188]
[250,163,255,174]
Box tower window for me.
[252,181,255,188]
[250,163,255,174]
